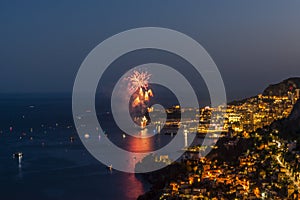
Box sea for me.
[0,94,201,200]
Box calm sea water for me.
[0,95,195,200]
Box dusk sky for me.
[1,1,300,101]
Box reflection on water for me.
[122,174,145,200]
[119,126,200,173]
[120,127,162,172]
[18,156,23,179]
[127,129,154,153]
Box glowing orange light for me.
[139,87,144,97]
[145,91,149,101]
[141,116,148,128]
[132,96,140,107]
[147,89,153,97]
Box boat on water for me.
[13,152,23,159]
[106,164,113,172]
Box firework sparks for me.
[132,96,141,107]
[126,70,151,93]
[147,89,153,97]
[144,91,149,101]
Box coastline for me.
[137,162,188,200]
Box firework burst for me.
[126,69,154,128]
[126,70,151,93]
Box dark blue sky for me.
[1,1,300,100]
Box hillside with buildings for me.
[272,99,300,142]
[139,77,300,199]
[263,77,300,98]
